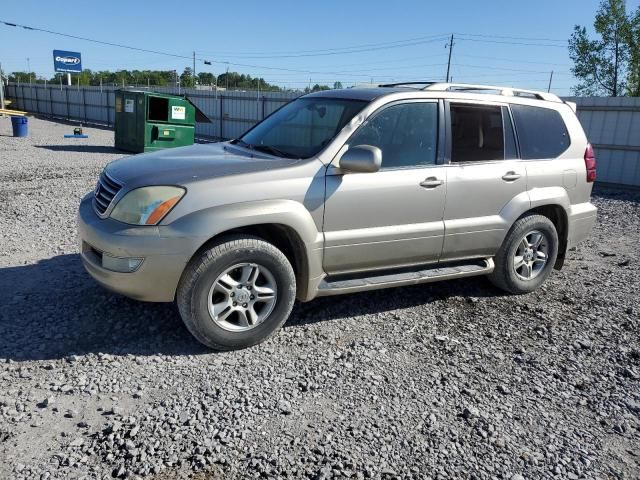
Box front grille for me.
[93,171,122,215]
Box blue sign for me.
[53,50,82,73]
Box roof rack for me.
[379,81,561,103]
[378,81,438,89]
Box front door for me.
[323,100,447,274]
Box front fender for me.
[161,199,321,244]
[157,199,325,299]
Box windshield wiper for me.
[251,145,296,159]
[231,139,296,159]
[231,138,253,149]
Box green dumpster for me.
[114,90,208,153]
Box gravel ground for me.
[0,117,639,480]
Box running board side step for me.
[316,259,494,296]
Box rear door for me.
[441,101,527,261]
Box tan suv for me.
[78,82,598,350]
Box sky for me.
[1,0,639,94]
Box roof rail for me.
[378,81,561,102]
[378,81,437,89]
[424,83,562,102]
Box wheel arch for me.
[521,204,568,269]
[499,187,570,270]
[171,200,324,301]
[192,223,312,299]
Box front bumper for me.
[77,194,199,302]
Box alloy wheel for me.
[513,229,549,281]
[207,263,278,332]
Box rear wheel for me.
[177,235,296,350]
[489,214,558,294]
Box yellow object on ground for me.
[0,108,26,116]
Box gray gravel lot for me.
[0,117,639,480]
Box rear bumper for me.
[567,202,597,250]
[77,194,199,302]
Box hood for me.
[106,142,303,187]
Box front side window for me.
[450,104,505,163]
[348,102,438,168]
[510,104,570,159]
[237,97,367,159]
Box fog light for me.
[102,254,143,273]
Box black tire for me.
[176,235,296,351]
[489,214,558,294]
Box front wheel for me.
[177,235,296,350]
[489,214,558,294]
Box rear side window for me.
[510,105,570,159]
[450,104,504,162]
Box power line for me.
[1,19,573,85]
[212,37,448,59]
[0,20,195,60]
[454,63,568,74]
[0,20,446,77]
[455,53,569,67]
[197,34,450,58]
[453,32,566,44]
[455,36,567,48]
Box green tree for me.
[8,71,34,83]
[197,72,216,85]
[11,68,279,91]
[180,67,195,88]
[569,0,634,96]
[627,8,640,96]
[305,84,331,93]
[333,81,343,89]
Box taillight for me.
[584,143,596,183]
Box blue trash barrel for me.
[10,116,28,137]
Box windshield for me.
[236,97,367,159]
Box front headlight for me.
[110,186,185,225]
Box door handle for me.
[502,171,522,182]
[420,177,443,188]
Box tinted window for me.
[451,104,504,162]
[510,105,570,159]
[239,98,367,159]
[348,102,438,168]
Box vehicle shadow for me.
[34,145,122,154]
[593,184,640,203]
[0,254,502,362]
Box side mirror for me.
[338,145,382,173]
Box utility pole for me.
[547,70,554,93]
[27,57,31,84]
[193,51,196,86]
[445,34,454,83]
[0,61,5,110]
